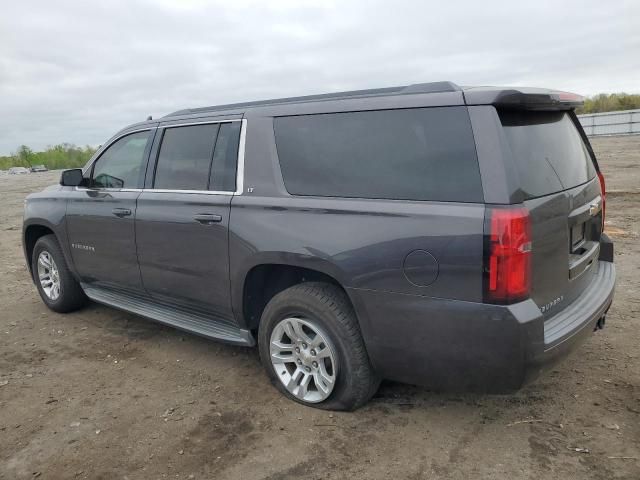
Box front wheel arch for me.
[24,224,56,279]
[31,234,86,313]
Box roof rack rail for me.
[164,81,461,118]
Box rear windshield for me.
[499,110,596,198]
[274,107,483,202]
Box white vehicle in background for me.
[8,167,30,175]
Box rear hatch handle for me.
[568,195,602,226]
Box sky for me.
[1,0,639,155]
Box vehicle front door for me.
[66,128,155,291]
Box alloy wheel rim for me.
[37,251,61,301]
[269,317,338,403]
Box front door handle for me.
[112,208,132,218]
[194,213,222,224]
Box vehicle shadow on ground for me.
[69,301,552,417]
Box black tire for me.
[258,282,380,411]
[31,234,86,313]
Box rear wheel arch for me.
[240,263,354,332]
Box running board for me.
[82,285,255,346]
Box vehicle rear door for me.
[135,117,243,319]
[66,128,156,291]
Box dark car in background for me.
[22,81,615,410]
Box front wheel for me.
[258,282,379,410]
[32,235,86,313]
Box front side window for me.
[91,131,150,189]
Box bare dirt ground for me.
[1,136,639,480]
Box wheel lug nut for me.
[312,361,318,368]
[310,349,316,356]
[295,347,300,353]
[302,343,307,349]
[297,359,302,365]
[305,366,311,372]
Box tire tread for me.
[259,281,379,410]
[32,234,86,313]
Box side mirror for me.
[60,169,85,187]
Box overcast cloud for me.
[1,0,638,154]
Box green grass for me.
[0,144,97,170]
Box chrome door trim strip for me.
[74,187,144,193]
[142,189,235,196]
[74,187,233,195]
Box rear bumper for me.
[348,259,616,392]
[529,260,615,372]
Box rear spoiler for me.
[463,88,584,111]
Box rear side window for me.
[210,122,241,192]
[154,122,240,192]
[499,110,596,199]
[155,124,219,191]
[274,107,482,202]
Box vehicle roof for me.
[117,81,583,134]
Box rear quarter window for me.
[498,110,596,199]
[273,107,483,203]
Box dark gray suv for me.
[23,81,616,410]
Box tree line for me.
[2,92,639,170]
[0,144,97,171]
[576,92,640,114]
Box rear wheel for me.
[258,282,379,410]
[32,235,86,313]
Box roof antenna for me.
[146,115,153,121]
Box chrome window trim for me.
[76,118,247,197]
[234,118,247,196]
[142,189,235,196]
[74,187,144,193]
[160,118,242,129]
[74,187,233,195]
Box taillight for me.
[483,207,531,304]
[597,170,606,230]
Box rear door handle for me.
[112,208,132,218]
[193,213,222,224]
